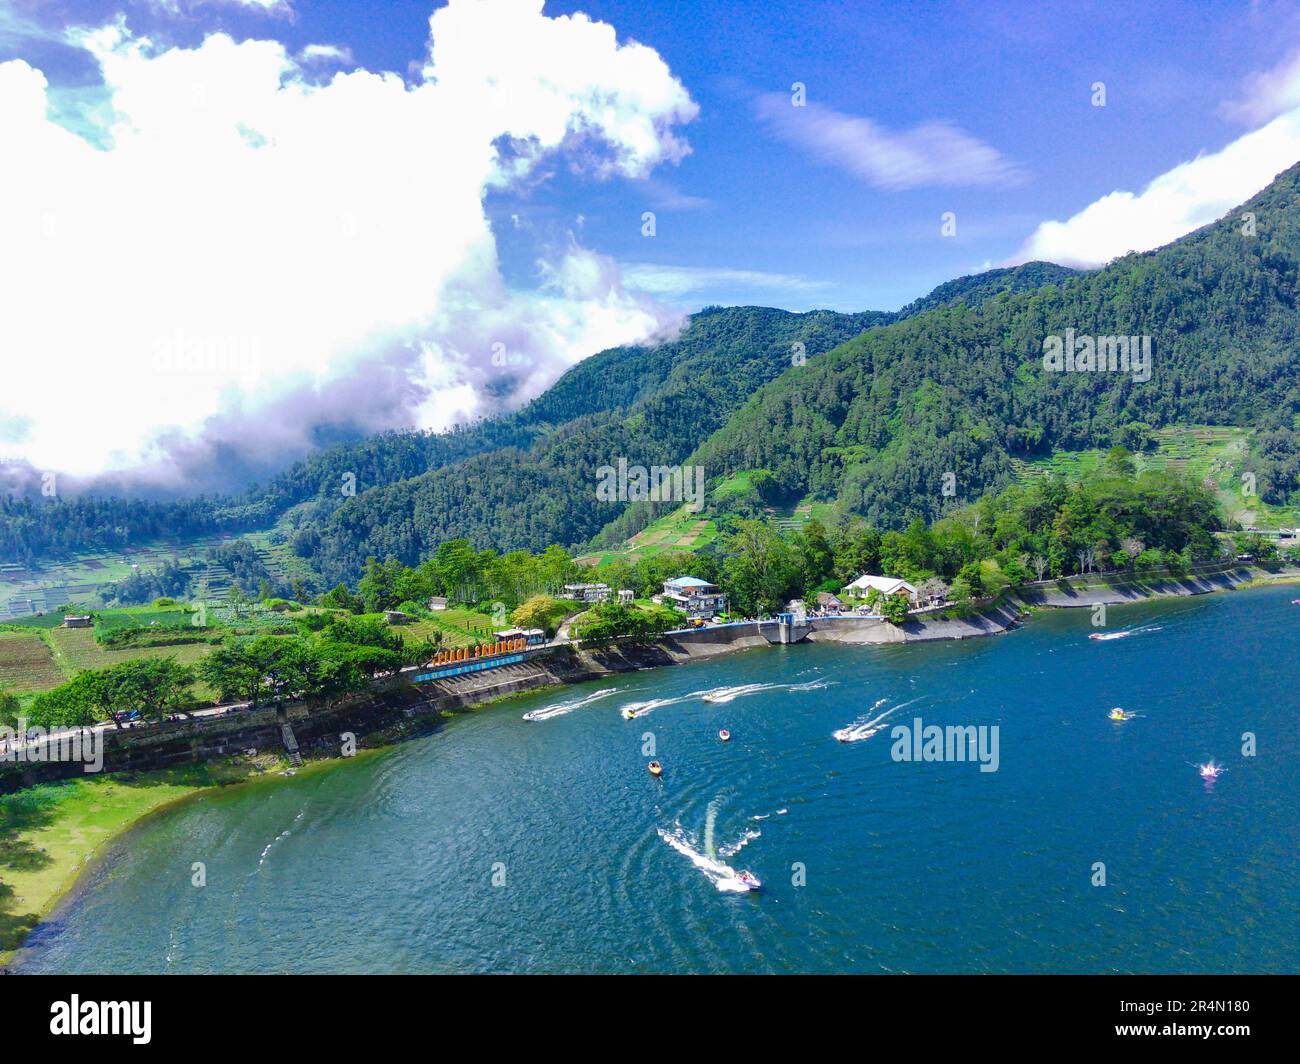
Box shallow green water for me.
[17,586,1300,973]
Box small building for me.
[63,615,92,628]
[815,591,843,613]
[384,610,410,625]
[561,583,611,603]
[842,574,918,606]
[494,627,546,646]
[662,576,726,620]
[617,589,635,604]
[428,596,448,611]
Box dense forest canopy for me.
[690,164,1300,528]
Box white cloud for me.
[622,263,827,301]
[1221,48,1300,125]
[147,0,296,17]
[1009,110,1300,268]
[0,0,697,485]
[299,43,353,65]
[754,92,1024,190]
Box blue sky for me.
[9,0,1300,312]
[3,0,1300,484]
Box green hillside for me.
[688,163,1300,529]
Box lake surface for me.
[16,585,1300,973]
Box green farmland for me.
[578,505,717,565]
[0,631,65,693]
[1013,426,1300,532]
[0,528,311,622]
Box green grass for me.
[45,628,217,699]
[93,605,197,634]
[0,762,274,963]
[0,610,70,630]
[396,607,498,648]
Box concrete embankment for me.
[0,642,758,791]
[6,564,1293,792]
[0,614,1022,792]
[1013,562,1298,609]
[803,603,1022,644]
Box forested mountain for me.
[298,261,1103,581]
[7,162,1300,590]
[894,261,1080,318]
[301,306,888,581]
[690,163,1300,527]
[0,306,879,565]
[0,252,1093,573]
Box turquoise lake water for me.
[16,585,1300,973]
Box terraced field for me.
[579,506,717,565]
[45,628,216,687]
[398,608,499,649]
[0,631,66,692]
[1012,426,1300,531]
[0,527,310,622]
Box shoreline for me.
[4,564,1296,970]
[0,752,382,972]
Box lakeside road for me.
[5,567,1296,761]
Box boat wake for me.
[256,809,305,868]
[833,696,923,743]
[1090,623,1164,643]
[523,688,618,721]
[619,689,711,719]
[622,677,831,718]
[718,828,762,859]
[701,682,777,703]
[700,676,835,704]
[657,825,758,893]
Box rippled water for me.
[17,585,1300,973]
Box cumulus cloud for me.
[1008,110,1300,268]
[754,92,1024,190]
[1010,47,1300,269]
[0,0,697,489]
